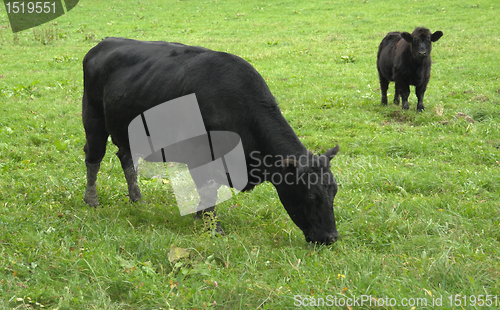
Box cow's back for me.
[82,37,279,151]
[83,38,209,113]
[83,38,284,161]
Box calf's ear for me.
[322,144,339,161]
[401,32,412,43]
[431,31,443,42]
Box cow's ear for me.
[431,31,443,42]
[322,144,339,161]
[282,158,299,172]
[401,32,412,43]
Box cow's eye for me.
[307,194,316,202]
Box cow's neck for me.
[252,107,308,177]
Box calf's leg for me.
[393,86,400,106]
[396,83,410,110]
[378,73,389,105]
[415,83,428,112]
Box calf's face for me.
[274,145,340,245]
[401,28,443,59]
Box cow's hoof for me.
[195,211,224,235]
[196,217,225,235]
[84,184,100,207]
[215,221,225,236]
[194,210,203,219]
[212,221,225,236]
[128,189,142,203]
[129,195,143,203]
[84,196,99,208]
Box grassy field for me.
[1,0,499,309]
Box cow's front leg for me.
[116,148,142,203]
[194,180,223,234]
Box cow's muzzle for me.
[306,231,339,245]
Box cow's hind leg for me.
[116,147,142,203]
[84,144,104,207]
[83,103,108,207]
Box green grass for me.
[1,0,499,309]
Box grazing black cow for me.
[82,37,340,244]
[377,27,443,111]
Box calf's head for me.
[401,27,443,59]
[274,145,340,245]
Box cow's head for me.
[273,145,340,245]
[401,27,443,60]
